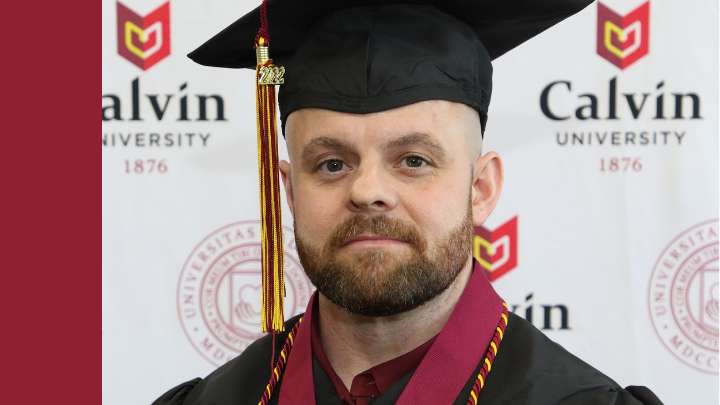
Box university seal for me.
[177,221,313,366]
[648,219,718,374]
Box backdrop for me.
[102,1,719,404]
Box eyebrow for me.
[299,132,447,164]
[384,132,447,162]
[301,136,356,163]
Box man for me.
[154,1,663,404]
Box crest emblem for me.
[116,2,171,70]
[596,1,650,69]
[474,216,519,282]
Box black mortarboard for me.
[189,0,594,134]
[187,0,593,334]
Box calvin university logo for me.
[116,2,171,70]
[596,1,650,69]
[473,216,518,282]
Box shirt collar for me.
[310,298,436,401]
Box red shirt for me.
[310,307,436,405]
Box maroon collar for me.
[310,299,436,402]
[278,260,503,405]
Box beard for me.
[295,204,473,317]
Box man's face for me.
[281,100,492,316]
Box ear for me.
[279,160,295,217]
[470,151,503,227]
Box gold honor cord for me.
[255,32,286,333]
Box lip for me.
[342,235,406,247]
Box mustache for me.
[327,215,426,251]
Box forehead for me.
[284,100,479,151]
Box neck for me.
[317,255,474,390]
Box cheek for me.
[403,175,470,240]
[291,181,346,242]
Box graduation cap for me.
[188,0,594,334]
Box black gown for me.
[152,313,663,405]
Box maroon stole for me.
[277,260,504,404]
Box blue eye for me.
[404,155,427,168]
[320,159,344,173]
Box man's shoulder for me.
[501,312,615,383]
[151,315,303,405]
[479,312,662,405]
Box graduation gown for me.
[153,264,663,405]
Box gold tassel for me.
[255,36,286,333]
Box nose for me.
[348,164,398,213]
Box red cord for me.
[255,0,270,46]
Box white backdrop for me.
[102,0,719,404]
